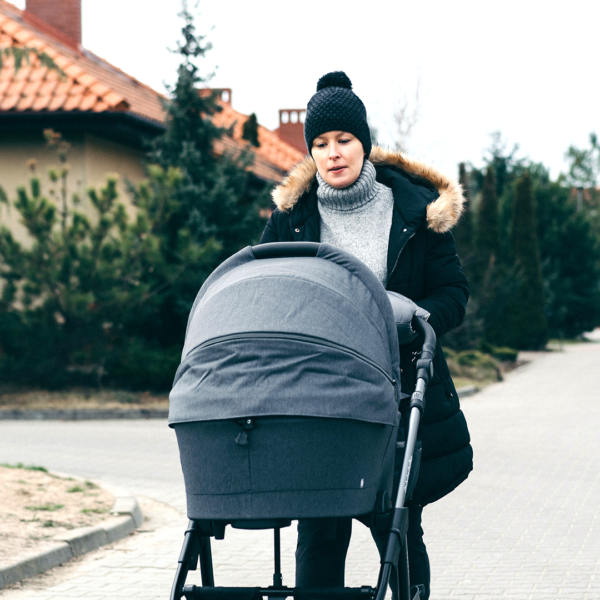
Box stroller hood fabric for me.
[169,243,402,427]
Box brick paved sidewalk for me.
[423,340,600,599]
[1,498,383,599]
[1,339,599,599]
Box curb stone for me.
[456,384,478,398]
[0,484,142,590]
[0,408,168,420]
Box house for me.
[0,0,305,241]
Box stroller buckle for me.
[235,431,249,446]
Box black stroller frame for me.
[170,243,437,600]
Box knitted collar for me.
[316,159,378,211]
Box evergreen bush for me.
[535,180,600,338]
[0,151,219,389]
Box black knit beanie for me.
[304,71,372,159]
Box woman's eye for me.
[339,139,350,144]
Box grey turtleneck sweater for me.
[317,160,394,285]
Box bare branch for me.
[393,75,421,154]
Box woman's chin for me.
[326,174,358,189]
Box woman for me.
[259,71,473,600]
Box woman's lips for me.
[329,166,346,172]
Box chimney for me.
[199,88,233,106]
[213,89,232,106]
[276,109,307,155]
[25,0,82,48]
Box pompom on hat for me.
[304,71,372,159]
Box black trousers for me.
[295,507,430,600]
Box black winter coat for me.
[259,146,473,506]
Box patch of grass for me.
[1,462,48,472]
[444,347,503,383]
[81,508,108,514]
[452,377,482,390]
[84,480,98,489]
[551,335,595,345]
[25,503,64,512]
[547,338,592,351]
[17,479,27,484]
[42,520,55,527]
[478,340,518,362]
[113,391,140,404]
[67,485,85,493]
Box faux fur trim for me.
[271,146,465,233]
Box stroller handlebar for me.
[252,242,320,260]
[413,316,436,361]
[410,317,436,415]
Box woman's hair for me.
[304,71,371,158]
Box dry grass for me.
[0,387,169,411]
[0,465,114,565]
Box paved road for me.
[1,336,600,599]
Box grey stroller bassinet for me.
[169,242,402,521]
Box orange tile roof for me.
[211,100,305,180]
[0,0,304,180]
[0,0,164,123]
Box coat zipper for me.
[386,231,415,288]
[191,331,397,389]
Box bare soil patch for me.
[0,464,114,565]
[0,388,168,412]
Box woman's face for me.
[311,131,365,189]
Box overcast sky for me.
[12,0,599,179]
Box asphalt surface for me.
[1,335,599,599]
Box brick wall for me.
[26,0,81,46]
[276,109,307,155]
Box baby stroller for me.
[169,242,436,600]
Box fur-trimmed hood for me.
[272,146,465,234]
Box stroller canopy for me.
[169,243,401,427]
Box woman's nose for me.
[328,144,341,159]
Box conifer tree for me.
[148,7,269,262]
[242,113,260,147]
[454,162,474,264]
[485,132,522,199]
[144,6,270,350]
[495,172,548,349]
[440,163,481,350]
[536,179,600,338]
[474,165,500,286]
